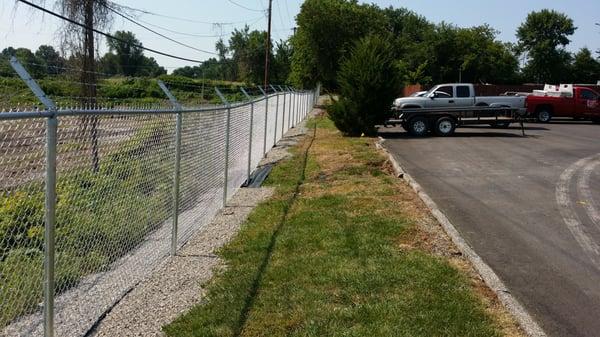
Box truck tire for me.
[408,117,429,137]
[536,109,552,123]
[434,117,456,136]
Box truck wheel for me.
[408,117,429,137]
[536,109,552,123]
[434,117,456,136]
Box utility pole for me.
[263,0,273,91]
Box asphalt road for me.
[380,120,600,337]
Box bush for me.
[328,35,402,136]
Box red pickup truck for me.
[526,86,600,123]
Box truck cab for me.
[526,86,600,123]
[393,83,525,110]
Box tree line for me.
[2,0,598,89]
[0,26,291,85]
[171,26,292,84]
[0,31,166,79]
[289,0,600,89]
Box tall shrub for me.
[328,35,402,136]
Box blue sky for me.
[1,0,599,70]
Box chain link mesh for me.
[227,105,252,199]
[1,62,315,336]
[0,117,46,331]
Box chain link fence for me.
[0,57,319,337]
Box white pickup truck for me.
[393,83,526,110]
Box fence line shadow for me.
[232,122,316,337]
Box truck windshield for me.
[425,86,453,97]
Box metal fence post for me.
[278,85,286,136]
[287,86,292,129]
[158,80,182,256]
[270,85,279,145]
[315,83,321,106]
[290,88,296,128]
[306,91,310,116]
[296,90,300,124]
[257,86,268,156]
[215,88,231,206]
[240,87,253,185]
[10,56,58,337]
[298,91,306,119]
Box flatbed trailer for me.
[385,106,526,137]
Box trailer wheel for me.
[408,117,429,137]
[434,117,456,136]
[536,109,552,123]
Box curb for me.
[376,137,546,337]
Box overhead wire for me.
[99,1,219,56]
[226,0,265,13]
[16,0,207,64]
[114,2,264,25]
[132,15,265,38]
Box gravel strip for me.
[90,187,275,337]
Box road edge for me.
[376,137,546,337]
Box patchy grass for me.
[164,114,521,337]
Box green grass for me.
[163,116,502,337]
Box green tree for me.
[228,26,272,84]
[290,0,387,89]
[517,9,576,83]
[35,45,65,75]
[97,52,120,76]
[272,40,293,83]
[0,47,45,78]
[138,57,166,77]
[328,35,402,136]
[0,47,18,77]
[572,48,600,84]
[421,24,518,84]
[107,31,145,76]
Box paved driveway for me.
[380,121,600,337]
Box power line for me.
[226,0,265,13]
[100,1,218,56]
[283,0,293,25]
[132,15,264,38]
[115,2,264,25]
[17,0,207,64]
[275,0,286,30]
